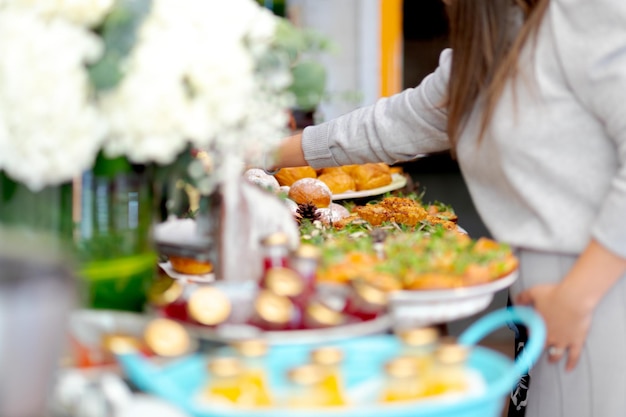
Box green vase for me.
[74,154,157,312]
[2,157,160,312]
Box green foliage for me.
[88,0,153,91]
[92,152,133,178]
[273,18,336,60]
[88,1,334,112]
[289,60,327,111]
[272,18,335,110]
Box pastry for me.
[288,178,332,208]
[169,256,213,275]
[375,163,392,174]
[244,168,280,193]
[351,163,393,191]
[340,164,360,176]
[274,166,317,186]
[319,167,346,176]
[317,203,351,225]
[389,166,404,175]
[317,172,356,194]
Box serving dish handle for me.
[458,306,546,391]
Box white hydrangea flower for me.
[3,0,114,27]
[102,0,293,194]
[0,0,297,194]
[0,10,106,190]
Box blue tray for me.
[118,306,545,417]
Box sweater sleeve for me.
[301,49,452,168]
[550,0,626,257]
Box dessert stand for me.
[116,306,545,417]
[128,183,534,417]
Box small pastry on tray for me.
[243,168,281,193]
[351,163,393,191]
[288,178,332,208]
[317,203,351,225]
[169,256,213,275]
[317,171,356,194]
[274,166,317,186]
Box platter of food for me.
[388,270,518,327]
[291,193,518,326]
[162,166,519,332]
[331,173,407,200]
[257,162,407,202]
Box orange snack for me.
[355,197,428,226]
[317,172,356,194]
[427,205,458,223]
[403,272,462,290]
[274,166,317,187]
[340,164,360,176]
[169,256,213,275]
[375,163,392,174]
[319,167,346,176]
[351,163,393,191]
[389,166,404,175]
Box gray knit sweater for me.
[301,0,626,259]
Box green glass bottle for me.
[74,154,157,312]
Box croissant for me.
[340,164,360,176]
[319,167,346,176]
[317,172,356,194]
[274,166,317,186]
[390,165,404,175]
[351,163,393,191]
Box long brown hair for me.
[445,0,549,147]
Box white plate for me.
[331,173,407,200]
[388,270,518,327]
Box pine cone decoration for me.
[370,228,388,244]
[296,202,321,224]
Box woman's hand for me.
[515,282,593,371]
[516,240,626,371]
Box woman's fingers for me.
[565,343,583,371]
[515,285,550,306]
[546,345,567,363]
[515,290,533,305]
[545,343,582,370]
[518,284,588,370]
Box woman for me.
[269,0,626,415]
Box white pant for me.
[510,249,626,417]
